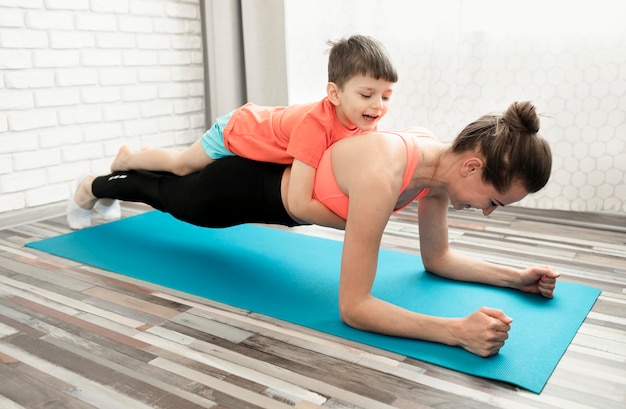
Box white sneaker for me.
[66,173,94,230]
[94,199,121,220]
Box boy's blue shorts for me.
[200,111,236,159]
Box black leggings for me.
[91,156,301,228]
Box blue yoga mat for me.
[26,211,600,393]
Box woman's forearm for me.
[423,249,522,289]
[339,294,511,357]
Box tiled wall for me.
[284,0,626,212]
[0,0,204,213]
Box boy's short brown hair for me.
[327,35,398,89]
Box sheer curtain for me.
[200,0,288,125]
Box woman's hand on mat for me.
[518,265,560,298]
[457,307,512,357]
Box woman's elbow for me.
[421,256,436,273]
[339,305,359,329]
[421,252,446,275]
[338,300,367,330]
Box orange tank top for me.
[313,128,435,219]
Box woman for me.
[69,101,558,357]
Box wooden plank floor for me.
[0,202,624,408]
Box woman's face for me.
[448,170,528,216]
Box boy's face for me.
[329,75,395,131]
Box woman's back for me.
[313,128,437,219]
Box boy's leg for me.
[111,111,233,175]
[110,140,213,176]
[169,139,214,176]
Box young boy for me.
[80,35,397,228]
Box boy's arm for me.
[287,159,346,229]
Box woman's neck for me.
[409,141,453,190]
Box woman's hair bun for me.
[503,101,540,134]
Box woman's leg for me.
[91,156,301,228]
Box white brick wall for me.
[0,0,205,213]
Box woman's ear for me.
[460,157,484,176]
[326,82,340,105]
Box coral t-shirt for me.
[222,98,362,168]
